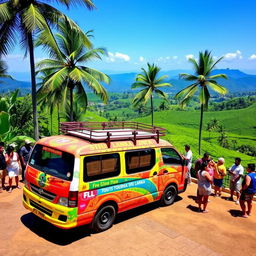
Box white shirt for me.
[185,150,193,164]
[229,164,244,183]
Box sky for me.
[3,0,256,80]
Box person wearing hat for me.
[239,163,256,218]
[19,139,33,181]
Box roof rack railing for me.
[60,121,166,148]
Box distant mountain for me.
[0,77,31,94]
[1,69,256,94]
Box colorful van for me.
[23,122,188,232]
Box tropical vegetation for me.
[175,50,228,154]
[0,0,95,139]
[36,17,110,122]
[132,63,172,125]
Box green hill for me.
[133,103,256,168]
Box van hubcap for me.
[101,212,110,224]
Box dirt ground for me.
[0,180,256,256]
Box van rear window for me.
[29,144,74,181]
[84,153,120,182]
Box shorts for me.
[229,181,241,192]
[7,167,19,178]
[214,178,223,188]
[240,192,254,202]
[0,169,7,179]
[198,185,212,196]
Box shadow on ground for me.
[228,209,242,217]
[21,213,92,245]
[186,204,200,212]
[21,195,183,245]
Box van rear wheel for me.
[91,205,116,232]
[161,185,177,206]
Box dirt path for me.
[0,182,255,256]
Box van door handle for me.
[153,171,157,176]
[163,170,168,174]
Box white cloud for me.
[185,54,194,60]
[224,50,242,60]
[172,56,178,60]
[107,51,130,62]
[249,54,256,60]
[139,56,144,62]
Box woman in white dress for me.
[5,145,21,193]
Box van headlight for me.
[58,197,68,207]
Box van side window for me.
[84,153,120,182]
[125,149,155,174]
[161,148,182,165]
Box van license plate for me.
[33,209,45,219]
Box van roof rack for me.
[60,121,166,148]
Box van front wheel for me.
[161,185,177,206]
[91,205,116,232]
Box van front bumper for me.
[23,187,77,229]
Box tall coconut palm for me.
[0,0,95,140]
[36,17,110,122]
[175,50,228,154]
[132,63,171,126]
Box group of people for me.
[0,140,33,193]
[186,148,256,218]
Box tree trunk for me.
[151,95,154,126]
[198,103,204,155]
[70,86,73,122]
[28,32,39,140]
[50,111,53,135]
[57,103,60,134]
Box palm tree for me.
[36,17,110,122]
[132,63,172,126]
[0,0,95,140]
[0,57,12,80]
[175,50,228,154]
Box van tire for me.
[91,205,116,232]
[160,184,177,206]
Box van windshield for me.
[29,144,74,181]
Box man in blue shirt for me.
[239,163,256,218]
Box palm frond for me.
[179,73,198,81]
[208,74,228,80]
[22,4,46,32]
[207,81,228,95]
[132,88,148,107]
[175,83,199,99]
[155,89,168,100]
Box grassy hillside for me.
[133,104,256,168]
[135,103,256,137]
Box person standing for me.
[194,152,210,172]
[19,139,33,181]
[239,164,256,218]
[0,142,7,192]
[213,158,226,197]
[5,145,21,193]
[197,163,213,213]
[227,157,244,204]
[183,144,193,184]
